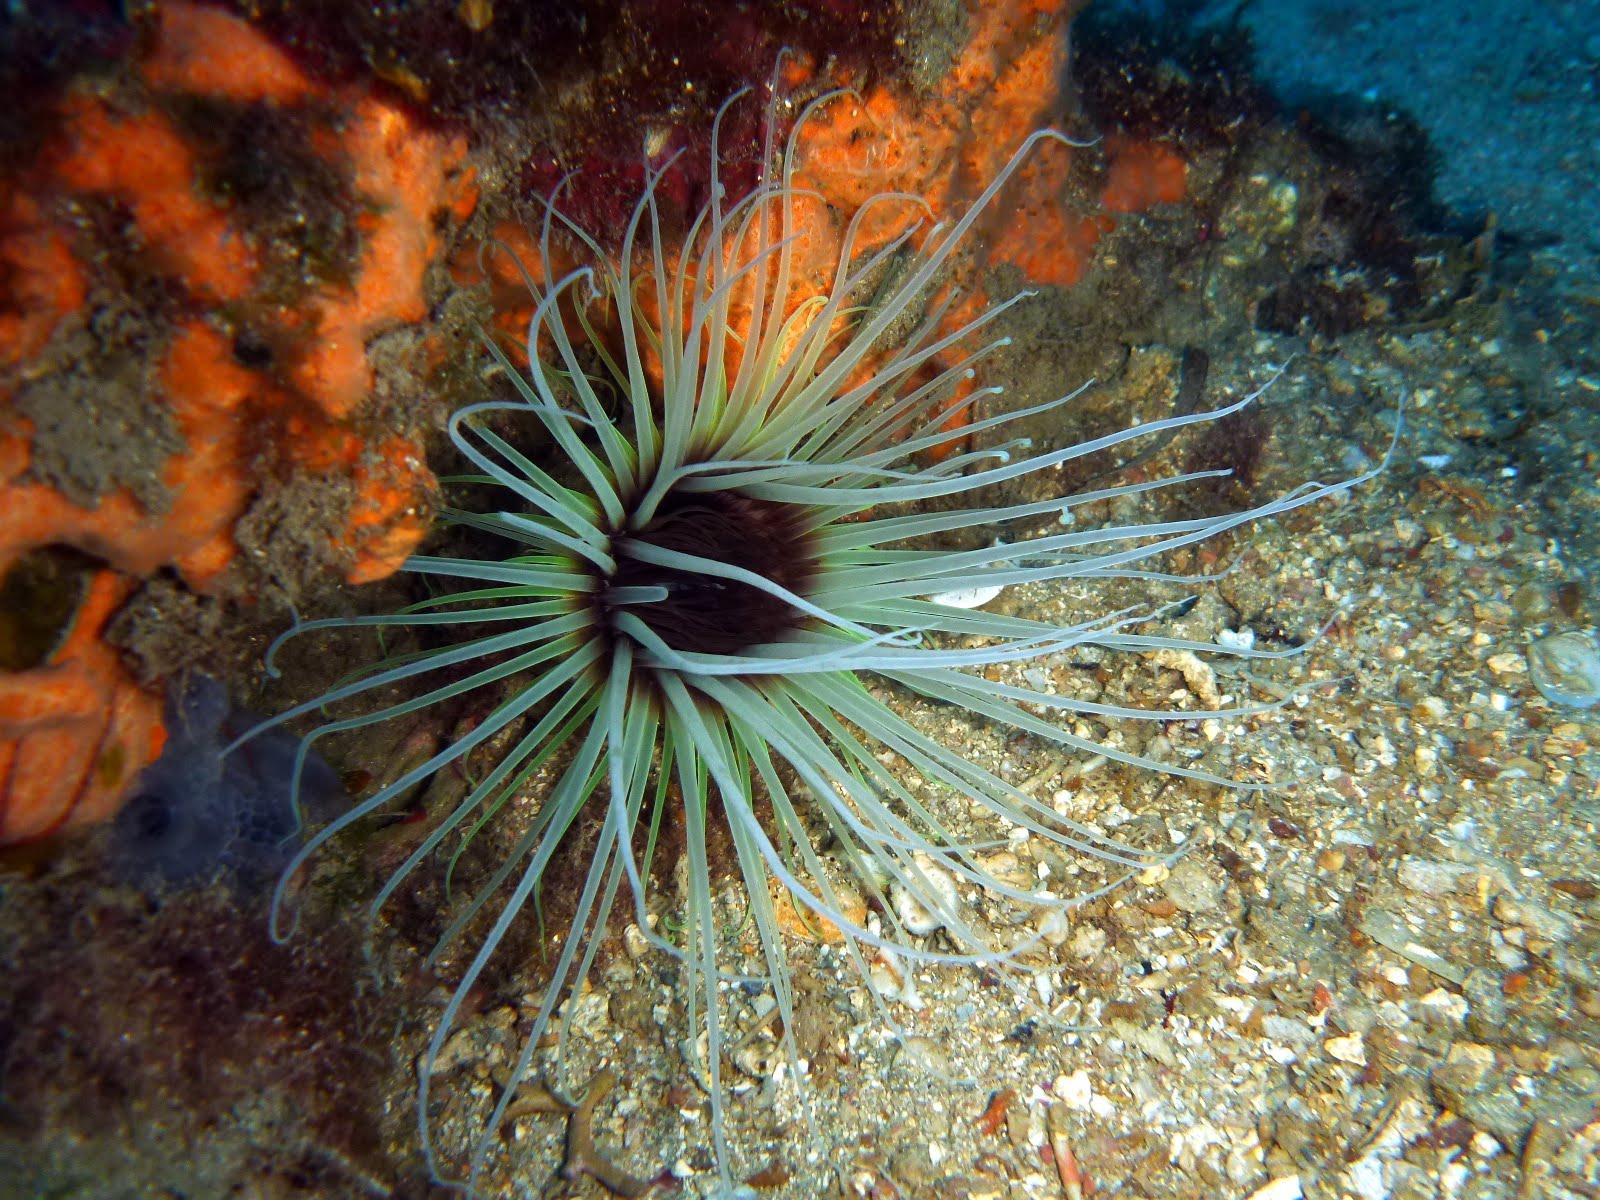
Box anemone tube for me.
[242,92,1390,1193]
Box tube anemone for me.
[245,90,1388,1194]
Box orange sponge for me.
[283,97,471,420]
[785,0,1189,456]
[0,2,470,844]
[0,571,166,845]
[51,96,261,302]
[0,192,87,368]
[1,323,258,591]
[1,1,468,589]
[1102,137,1188,213]
[141,0,317,105]
[791,0,1093,279]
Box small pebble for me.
[1161,859,1223,913]
[1053,1069,1093,1111]
[1247,1176,1303,1200]
[1494,895,1577,942]
[1415,695,1450,722]
[1419,988,1469,1025]
[1397,858,1474,896]
[1325,1033,1367,1065]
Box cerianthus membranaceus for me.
[242,89,1386,1194]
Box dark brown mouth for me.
[605,490,819,655]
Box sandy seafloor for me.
[4,3,1600,1200]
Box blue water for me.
[1259,0,1600,281]
[1107,0,1600,283]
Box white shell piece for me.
[889,853,961,935]
[1216,627,1256,651]
[926,583,1005,609]
[1527,631,1600,708]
